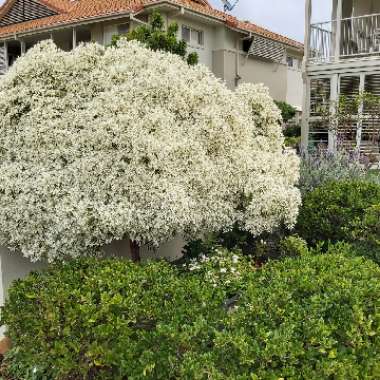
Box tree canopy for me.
[0,40,300,261]
[113,11,199,65]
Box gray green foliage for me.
[299,149,366,196]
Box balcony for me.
[310,13,380,64]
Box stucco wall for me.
[239,55,288,101]
[286,67,303,110]
[169,15,216,70]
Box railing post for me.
[4,41,8,71]
[356,73,365,153]
[334,0,343,62]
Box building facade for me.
[0,0,304,110]
[303,0,380,160]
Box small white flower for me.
[232,255,239,264]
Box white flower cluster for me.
[184,249,247,289]
[0,40,301,261]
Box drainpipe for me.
[235,36,241,88]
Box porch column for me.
[304,0,312,63]
[72,27,77,49]
[328,74,339,153]
[301,0,312,152]
[334,0,343,62]
[4,41,8,71]
[355,73,366,153]
[20,40,26,55]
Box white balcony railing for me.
[310,13,380,63]
[310,20,335,63]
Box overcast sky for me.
[208,0,303,42]
[0,0,333,44]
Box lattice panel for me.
[0,0,57,26]
[248,35,286,63]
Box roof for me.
[0,0,303,51]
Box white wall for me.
[286,67,303,110]
[239,54,289,101]
[168,15,216,70]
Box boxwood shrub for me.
[2,251,380,379]
[297,180,380,245]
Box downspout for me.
[235,36,241,88]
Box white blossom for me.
[0,40,301,262]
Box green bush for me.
[227,253,380,379]
[351,204,380,246]
[274,100,297,123]
[297,180,380,245]
[3,253,380,379]
[0,257,234,380]
[278,235,308,257]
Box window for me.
[191,29,204,46]
[286,56,294,67]
[182,25,191,43]
[117,23,130,35]
[182,25,204,46]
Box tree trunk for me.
[129,239,141,263]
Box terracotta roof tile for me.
[0,0,303,50]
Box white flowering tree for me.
[0,40,301,262]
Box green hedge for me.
[2,251,380,379]
[297,180,380,245]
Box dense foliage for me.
[274,100,296,123]
[113,11,198,65]
[0,40,300,262]
[297,180,380,245]
[3,251,380,379]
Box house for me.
[0,0,304,110]
[302,0,380,160]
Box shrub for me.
[0,40,300,262]
[299,149,366,196]
[113,11,199,66]
[283,124,301,138]
[278,235,308,257]
[274,100,296,123]
[3,253,380,379]
[1,258,228,380]
[226,253,380,379]
[351,204,380,245]
[297,180,380,245]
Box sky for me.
[209,0,332,43]
[209,0,304,42]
